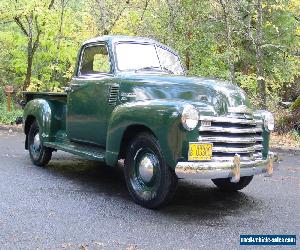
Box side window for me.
[80,45,110,75]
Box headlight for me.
[181,104,199,131]
[263,111,275,131]
[256,110,274,131]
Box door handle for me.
[64,87,72,93]
[70,83,80,87]
[65,83,81,93]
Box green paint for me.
[23,35,271,168]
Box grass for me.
[0,102,23,125]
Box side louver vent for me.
[108,84,119,105]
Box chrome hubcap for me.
[33,133,41,151]
[138,154,155,183]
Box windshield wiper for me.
[161,67,174,74]
[135,66,174,74]
[135,66,162,72]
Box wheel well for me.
[24,115,36,150]
[119,125,155,159]
[25,115,36,135]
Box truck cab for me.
[23,35,275,208]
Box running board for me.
[44,141,106,162]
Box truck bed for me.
[24,91,67,104]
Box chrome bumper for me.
[175,153,275,183]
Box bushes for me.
[0,85,5,103]
[0,103,23,125]
[274,98,300,134]
[0,84,23,124]
[291,96,300,112]
[0,99,23,125]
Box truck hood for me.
[119,73,252,115]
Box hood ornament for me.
[197,95,208,102]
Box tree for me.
[0,0,299,108]
[1,0,55,90]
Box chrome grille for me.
[198,113,263,161]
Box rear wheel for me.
[124,133,178,209]
[212,176,253,192]
[28,121,52,167]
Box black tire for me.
[28,121,52,167]
[124,133,178,209]
[212,176,253,192]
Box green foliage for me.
[0,86,23,125]
[0,85,5,103]
[0,0,299,124]
[291,95,300,112]
[0,102,23,125]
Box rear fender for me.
[23,99,66,145]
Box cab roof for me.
[83,35,163,47]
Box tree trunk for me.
[24,49,33,91]
[166,0,176,46]
[97,0,109,35]
[52,0,67,82]
[219,0,235,83]
[185,31,192,71]
[256,0,266,108]
[15,1,55,91]
[23,14,34,91]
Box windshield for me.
[115,42,184,75]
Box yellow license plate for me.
[188,143,212,161]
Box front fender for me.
[106,100,186,167]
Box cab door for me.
[66,43,118,147]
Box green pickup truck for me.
[23,35,275,208]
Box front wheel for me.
[124,133,178,209]
[211,176,253,192]
[28,121,52,167]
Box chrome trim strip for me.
[255,120,264,125]
[253,152,263,157]
[228,105,253,114]
[254,136,263,141]
[175,154,274,179]
[212,146,256,153]
[198,136,263,144]
[229,113,253,119]
[108,84,120,105]
[210,156,262,162]
[200,116,263,125]
[199,126,263,133]
[254,144,263,150]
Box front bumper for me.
[175,153,275,183]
